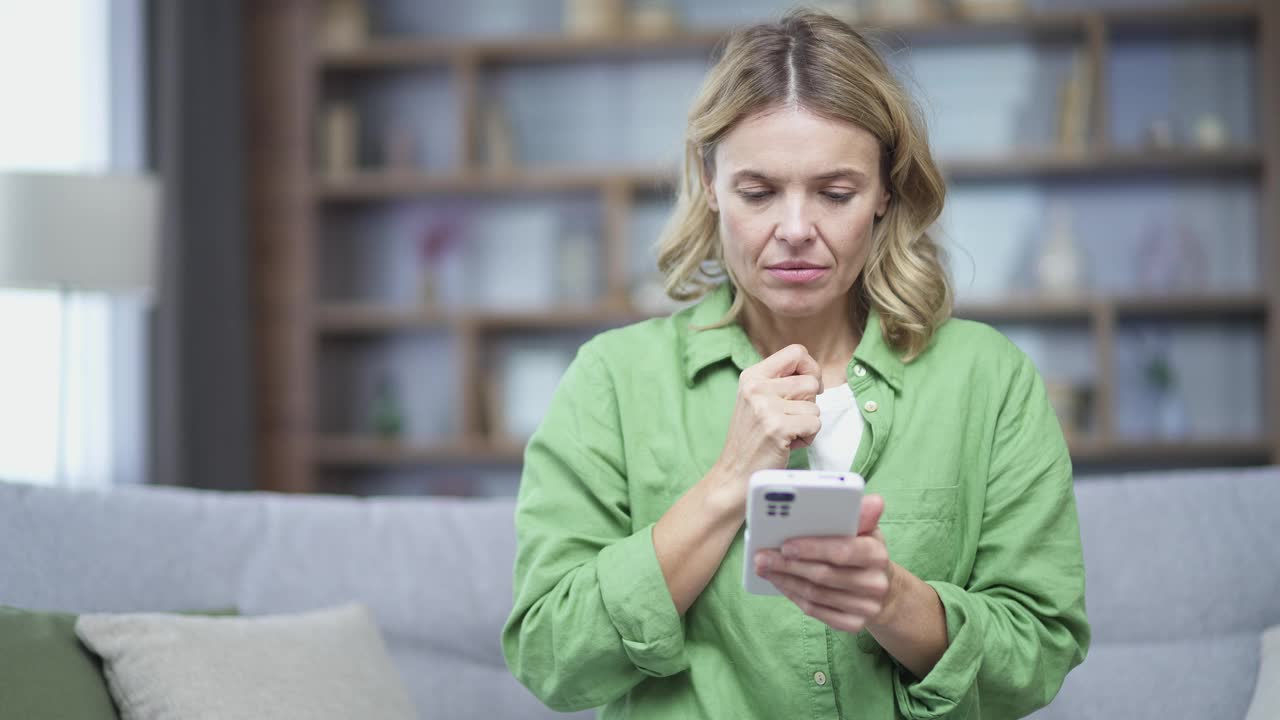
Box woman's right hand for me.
[709,344,823,510]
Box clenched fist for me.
[710,344,824,511]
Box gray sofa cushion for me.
[1031,632,1259,720]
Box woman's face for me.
[703,105,890,320]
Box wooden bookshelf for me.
[247,1,1280,493]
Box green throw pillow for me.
[0,605,237,720]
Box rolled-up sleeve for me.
[893,351,1092,719]
[501,341,688,712]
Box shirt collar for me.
[680,283,905,392]
[851,305,904,392]
[681,283,758,386]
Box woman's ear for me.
[699,151,719,213]
[875,189,890,219]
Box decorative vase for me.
[1036,204,1082,296]
[629,0,679,36]
[564,0,625,37]
[371,374,405,439]
[954,0,1026,21]
[321,101,358,177]
[1141,342,1188,439]
[1192,113,1228,150]
[870,0,935,21]
[1055,50,1092,153]
[1132,215,1208,293]
[418,215,461,307]
[321,0,368,51]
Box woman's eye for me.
[736,189,852,203]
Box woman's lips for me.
[766,266,829,283]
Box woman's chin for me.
[756,285,835,318]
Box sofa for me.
[2,465,1277,719]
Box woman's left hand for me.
[753,493,897,633]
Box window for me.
[0,0,148,486]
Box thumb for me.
[857,493,884,535]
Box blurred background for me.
[0,0,1275,496]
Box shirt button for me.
[864,400,878,413]
[814,670,827,686]
[853,365,867,377]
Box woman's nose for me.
[774,195,817,245]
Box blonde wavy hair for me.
[656,9,952,361]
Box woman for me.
[502,10,1089,719]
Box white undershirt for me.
[808,383,863,472]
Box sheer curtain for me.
[0,0,148,487]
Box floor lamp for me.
[0,172,158,485]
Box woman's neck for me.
[740,292,862,385]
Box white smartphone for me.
[742,468,865,595]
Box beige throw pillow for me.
[75,603,416,720]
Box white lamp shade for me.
[0,172,159,292]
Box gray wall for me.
[147,0,255,490]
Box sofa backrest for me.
[1074,466,1280,641]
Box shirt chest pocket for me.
[872,484,961,582]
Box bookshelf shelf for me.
[313,435,527,466]
[1070,438,1274,465]
[316,3,1259,71]
[313,168,673,200]
[312,149,1262,202]
[315,294,1268,335]
[311,434,1272,470]
[316,305,649,335]
[942,149,1262,180]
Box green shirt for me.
[502,283,1090,719]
